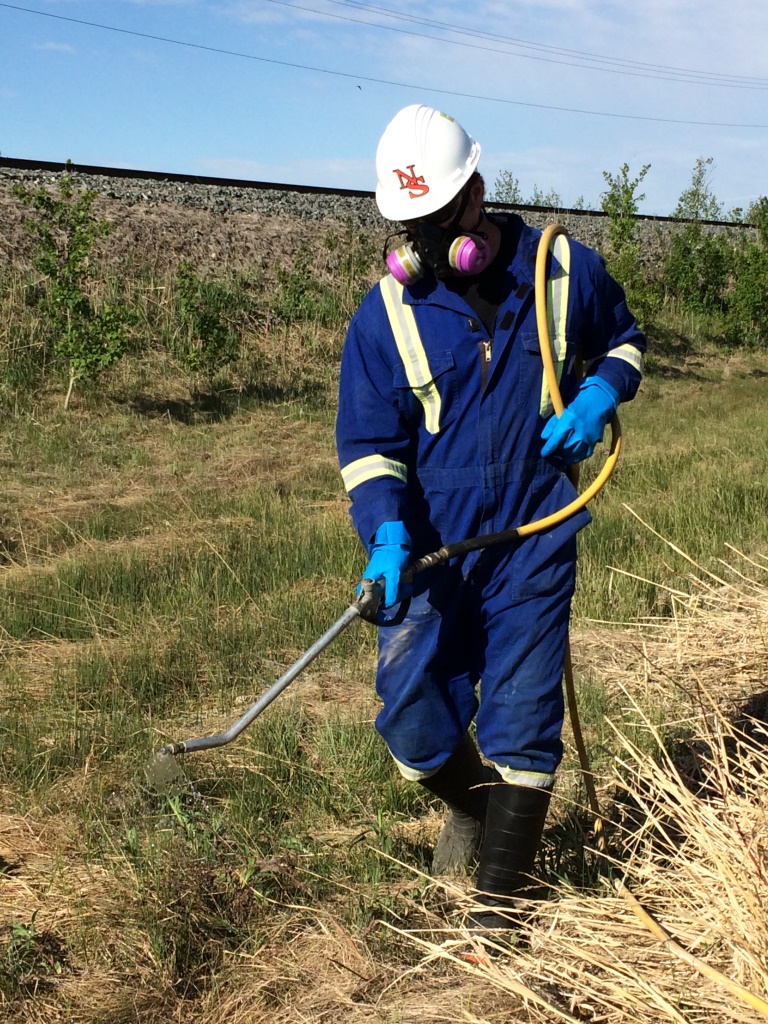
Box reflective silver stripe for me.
[606,343,645,374]
[586,343,644,375]
[393,756,555,787]
[391,755,433,781]
[496,766,555,789]
[380,275,442,435]
[341,453,408,493]
[540,232,571,416]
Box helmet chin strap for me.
[445,186,473,234]
[470,209,488,237]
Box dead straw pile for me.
[402,545,768,1023]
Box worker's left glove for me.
[540,376,619,465]
[361,520,412,609]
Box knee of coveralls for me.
[374,564,481,780]
[473,535,577,789]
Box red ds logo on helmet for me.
[393,165,430,199]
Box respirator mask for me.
[384,186,491,285]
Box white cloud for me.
[34,42,76,54]
[5,0,765,214]
[104,0,203,6]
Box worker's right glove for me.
[540,376,619,465]
[361,520,412,609]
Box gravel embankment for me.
[0,164,752,276]
[0,165,387,225]
[0,166,394,273]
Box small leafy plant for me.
[0,912,66,998]
[490,169,523,204]
[174,260,243,376]
[600,162,653,320]
[600,163,650,279]
[13,170,132,408]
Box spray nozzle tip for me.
[143,747,185,794]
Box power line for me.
[319,0,768,87]
[2,2,768,128]
[270,0,768,90]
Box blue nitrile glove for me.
[540,376,619,465]
[361,520,412,609]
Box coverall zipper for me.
[479,340,492,392]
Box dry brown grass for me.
[0,335,767,1021]
[405,554,768,1024]
[3,555,768,1022]
[0,187,387,279]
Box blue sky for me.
[1,0,767,216]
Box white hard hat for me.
[375,104,482,222]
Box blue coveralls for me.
[336,214,645,788]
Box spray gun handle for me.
[356,577,411,626]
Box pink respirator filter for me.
[386,245,424,285]
[449,234,490,275]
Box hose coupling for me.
[160,742,185,757]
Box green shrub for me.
[271,223,377,328]
[173,261,245,376]
[13,171,133,408]
[724,240,768,345]
[671,157,723,221]
[662,222,731,315]
[600,162,655,323]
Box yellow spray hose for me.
[535,224,768,1019]
[404,225,621,578]
[534,223,613,847]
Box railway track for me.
[0,155,377,199]
[0,156,748,266]
[0,155,612,224]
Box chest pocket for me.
[380,274,457,435]
[392,348,458,434]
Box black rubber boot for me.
[469,783,552,931]
[431,813,483,875]
[418,734,500,874]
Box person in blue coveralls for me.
[335,104,645,935]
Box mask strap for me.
[382,229,407,261]
[468,210,485,235]
[446,186,471,233]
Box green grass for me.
[573,364,768,622]
[1,304,768,1017]
[3,190,768,1018]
